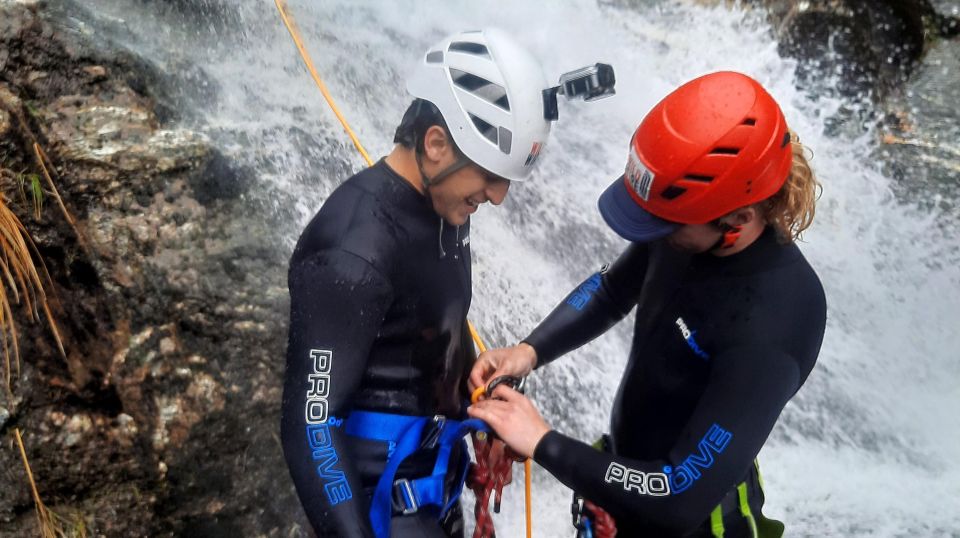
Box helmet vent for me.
[742,118,757,126]
[710,147,740,155]
[448,41,490,58]
[425,50,444,64]
[450,69,511,111]
[498,127,512,154]
[469,113,499,146]
[661,186,687,200]
[450,69,490,91]
[684,174,715,183]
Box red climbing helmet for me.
[598,71,793,242]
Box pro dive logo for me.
[603,423,733,497]
[675,317,710,360]
[304,349,352,505]
[664,423,733,494]
[566,273,602,311]
[604,463,670,497]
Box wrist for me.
[522,425,552,460]
[532,429,558,463]
[518,342,538,371]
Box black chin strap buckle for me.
[720,225,743,249]
[711,220,743,250]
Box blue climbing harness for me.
[344,410,489,538]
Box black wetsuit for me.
[526,228,826,537]
[281,159,474,538]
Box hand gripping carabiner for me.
[485,375,526,396]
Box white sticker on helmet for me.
[626,146,654,201]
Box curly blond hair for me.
[759,131,821,242]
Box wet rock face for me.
[878,38,960,217]
[0,107,10,137]
[671,1,956,104]
[754,0,960,209]
[0,2,303,536]
[765,0,934,99]
[681,1,958,100]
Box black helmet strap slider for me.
[415,144,471,190]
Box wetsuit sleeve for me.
[281,248,393,538]
[524,243,650,365]
[533,345,800,534]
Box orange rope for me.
[469,325,534,538]
[274,0,373,166]
[525,459,533,536]
[467,320,487,353]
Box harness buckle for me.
[571,491,586,530]
[393,478,419,515]
[420,415,446,450]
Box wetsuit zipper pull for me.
[438,218,446,259]
[453,226,460,260]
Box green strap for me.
[710,505,725,537]
[737,482,759,538]
[753,460,786,538]
[753,459,766,492]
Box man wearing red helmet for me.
[467,71,826,537]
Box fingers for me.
[470,345,536,392]
[468,397,548,460]
[468,354,496,391]
[467,400,508,429]
[469,398,513,415]
[468,367,485,392]
[490,384,522,402]
[468,396,529,439]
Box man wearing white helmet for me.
[281,29,554,537]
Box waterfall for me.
[74,0,960,534]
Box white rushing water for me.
[75,0,960,535]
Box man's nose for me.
[485,179,510,206]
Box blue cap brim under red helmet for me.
[598,175,680,242]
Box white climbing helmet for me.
[406,28,552,182]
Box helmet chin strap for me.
[415,148,472,259]
[415,148,472,192]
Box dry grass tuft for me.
[0,100,72,395]
[0,186,64,394]
[14,428,88,538]
[33,143,86,251]
[2,76,87,538]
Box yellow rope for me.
[273,4,533,535]
[274,0,374,167]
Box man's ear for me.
[421,125,452,164]
[724,206,757,227]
